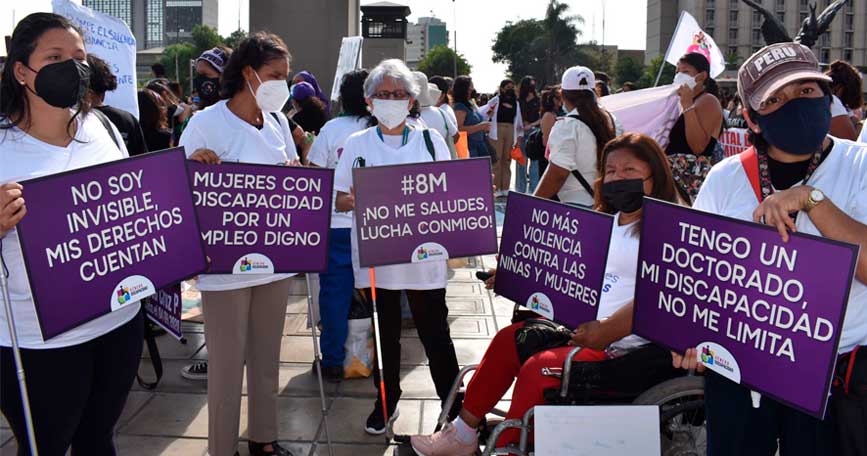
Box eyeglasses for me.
[372,90,410,100]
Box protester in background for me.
[137,89,173,151]
[535,67,617,207]
[518,76,542,193]
[147,79,192,141]
[194,47,230,110]
[595,80,610,97]
[537,85,562,178]
[453,75,492,160]
[1,13,142,455]
[827,60,862,140]
[411,133,683,455]
[290,81,328,135]
[415,72,459,157]
[306,69,374,382]
[595,71,611,95]
[150,61,168,84]
[334,59,461,436]
[179,32,297,456]
[87,54,148,156]
[674,42,867,456]
[621,82,636,92]
[429,75,457,121]
[168,81,187,104]
[480,79,524,195]
[292,70,331,117]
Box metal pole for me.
[653,60,667,87]
[305,275,334,456]
[1,262,39,455]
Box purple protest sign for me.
[16,148,207,340]
[144,283,183,340]
[352,158,497,267]
[633,198,857,418]
[494,192,614,328]
[187,162,333,273]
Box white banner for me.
[719,127,752,157]
[600,85,681,150]
[664,11,726,78]
[53,0,139,118]
[331,37,364,101]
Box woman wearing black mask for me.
[0,13,142,455]
[410,133,682,454]
[194,46,230,110]
[675,42,867,456]
[481,79,524,195]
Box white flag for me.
[664,11,726,78]
[859,121,866,144]
[599,85,681,150]
[53,0,139,118]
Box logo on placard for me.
[233,253,274,274]
[526,292,554,320]
[411,242,448,263]
[110,275,155,311]
[697,341,741,383]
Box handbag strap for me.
[739,146,762,203]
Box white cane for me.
[1,263,39,455]
[305,275,334,456]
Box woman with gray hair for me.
[334,59,461,435]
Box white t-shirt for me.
[694,138,867,354]
[439,104,459,132]
[179,101,298,291]
[0,112,139,349]
[420,106,457,143]
[334,126,451,290]
[599,214,650,352]
[831,95,852,118]
[406,116,428,129]
[547,109,599,206]
[307,116,370,229]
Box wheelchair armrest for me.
[559,346,584,400]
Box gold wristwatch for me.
[804,188,826,212]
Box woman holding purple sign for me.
[674,43,867,456]
[179,33,297,456]
[333,59,461,437]
[410,133,683,455]
[0,13,143,455]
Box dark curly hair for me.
[827,60,864,110]
[339,69,376,127]
[452,75,473,107]
[86,54,117,96]
[220,32,291,99]
[1,13,88,135]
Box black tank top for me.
[664,92,717,157]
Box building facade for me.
[83,0,218,50]
[406,16,449,68]
[646,0,867,74]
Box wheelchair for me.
[432,344,707,456]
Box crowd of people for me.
[0,10,865,456]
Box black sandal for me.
[248,441,293,456]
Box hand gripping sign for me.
[633,198,858,418]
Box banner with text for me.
[53,0,139,118]
[16,148,206,340]
[145,283,183,340]
[353,158,497,267]
[188,162,333,273]
[633,198,857,418]
[494,193,613,328]
[720,127,751,157]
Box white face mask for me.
[248,71,290,113]
[673,72,697,89]
[371,99,410,130]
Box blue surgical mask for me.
[755,95,831,155]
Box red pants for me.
[462,322,606,447]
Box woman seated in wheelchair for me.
[410,133,684,455]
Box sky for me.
[0,0,646,92]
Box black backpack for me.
[524,126,546,160]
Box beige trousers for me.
[490,122,515,191]
[202,278,292,456]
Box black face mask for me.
[194,75,221,105]
[26,59,90,108]
[602,178,646,213]
[503,89,516,99]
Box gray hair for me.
[363,59,419,99]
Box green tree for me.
[158,25,224,95]
[614,56,645,86]
[637,56,676,88]
[223,29,247,50]
[492,0,584,86]
[417,45,472,78]
[191,24,223,55]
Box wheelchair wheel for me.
[633,376,706,456]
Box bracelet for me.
[683,105,696,114]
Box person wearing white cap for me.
[533,66,617,207]
[414,72,460,159]
[674,42,867,456]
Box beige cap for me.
[738,43,832,111]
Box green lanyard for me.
[376,126,410,146]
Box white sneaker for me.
[410,423,478,456]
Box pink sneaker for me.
[410,423,478,456]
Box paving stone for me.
[115,435,208,456]
[120,393,210,437]
[142,333,205,360]
[338,366,438,400]
[401,316,495,339]
[311,443,397,456]
[320,398,421,444]
[446,283,483,297]
[118,391,154,426]
[280,336,316,363]
[133,359,209,394]
[442,297,488,316]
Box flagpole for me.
[654,10,686,87]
